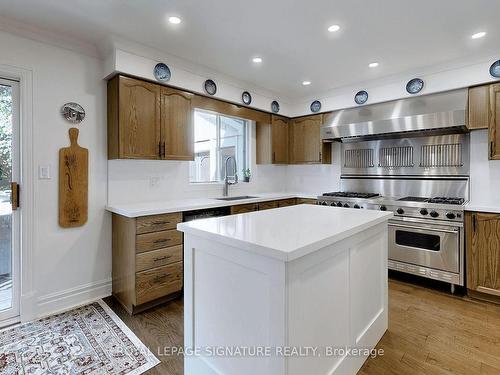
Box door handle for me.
[11,182,19,210]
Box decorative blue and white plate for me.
[271,100,280,113]
[406,78,424,94]
[153,63,171,82]
[354,90,368,105]
[242,91,252,105]
[310,100,322,113]
[204,79,217,95]
[490,60,500,78]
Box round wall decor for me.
[310,100,322,113]
[204,79,217,95]
[153,63,171,82]
[490,60,500,78]
[61,102,85,123]
[406,78,424,94]
[271,100,280,113]
[354,90,368,105]
[242,91,252,105]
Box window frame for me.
[190,108,250,184]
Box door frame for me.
[0,63,35,324]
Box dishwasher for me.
[182,206,231,222]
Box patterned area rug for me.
[0,300,160,374]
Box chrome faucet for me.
[223,156,238,197]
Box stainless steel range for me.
[318,133,470,292]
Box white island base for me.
[178,205,391,375]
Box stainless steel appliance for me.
[318,133,470,292]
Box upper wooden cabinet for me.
[465,211,500,300]
[107,75,194,160]
[488,83,500,160]
[289,114,331,164]
[256,115,288,164]
[467,85,491,130]
[161,87,194,160]
[108,76,161,159]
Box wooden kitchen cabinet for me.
[107,75,194,160]
[230,203,259,214]
[289,114,331,164]
[465,211,500,302]
[467,85,490,130]
[161,86,194,160]
[256,115,288,164]
[108,75,161,159]
[112,212,184,314]
[488,83,500,160]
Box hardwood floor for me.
[105,279,500,375]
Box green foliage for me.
[0,85,12,190]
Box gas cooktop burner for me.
[322,192,380,199]
[397,196,465,205]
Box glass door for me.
[0,77,20,322]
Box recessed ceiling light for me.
[168,16,182,24]
[328,24,340,33]
[302,81,311,86]
[368,62,379,68]
[252,57,263,63]
[471,31,486,39]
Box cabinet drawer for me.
[277,198,296,207]
[258,201,278,210]
[136,213,182,234]
[136,245,183,272]
[231,204,258,215]
[136,262,183,305]
[136,230,183,253]
[296,198,317,205]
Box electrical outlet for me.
[38,165,51,179]
[149,176,161,187]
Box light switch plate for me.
[38,165,51,179]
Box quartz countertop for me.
[106,192,319,217]
[465,203,500,214]
[177,204,393,261]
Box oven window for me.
[395,230,441,251]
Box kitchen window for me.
[189,109,249,183]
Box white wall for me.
[0,30,110,318]
[469,129,500,206]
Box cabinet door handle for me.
[272,152,276,163]
[161,142,166,158]
[491,141,494,158]
[152,220,170,225]
[158,142,162,158]
[153,274,168,283]
[319,152,322,162]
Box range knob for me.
[446,212,456,220]
[330,202,336,206]
[353,204,360,209]
[420,208,428,216]
[396,208,404,215]
[336,202,343,207]
[379,205,387,211]
[343,203,350,208]
[430,211,439,218]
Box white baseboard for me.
[36,278,112,319]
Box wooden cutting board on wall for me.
[59,127,88,227]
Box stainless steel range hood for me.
[321,89,468,140]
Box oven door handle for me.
[389,223,459,234]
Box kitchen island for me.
[177,204,393,375]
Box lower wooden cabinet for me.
[465,211,500,302]
[296,198,318,205]
[230,203,259,214]
[112,212,183,314]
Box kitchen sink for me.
[215,196,258,201]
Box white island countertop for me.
[106,192,318,217]
[177,204,393,261]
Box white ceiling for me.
[1,0,499,100]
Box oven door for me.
[388,220,460,273]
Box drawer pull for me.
[153,256,169,262]
[153,238,171,244]
[153,274,168,283]
[152,220,171,225]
